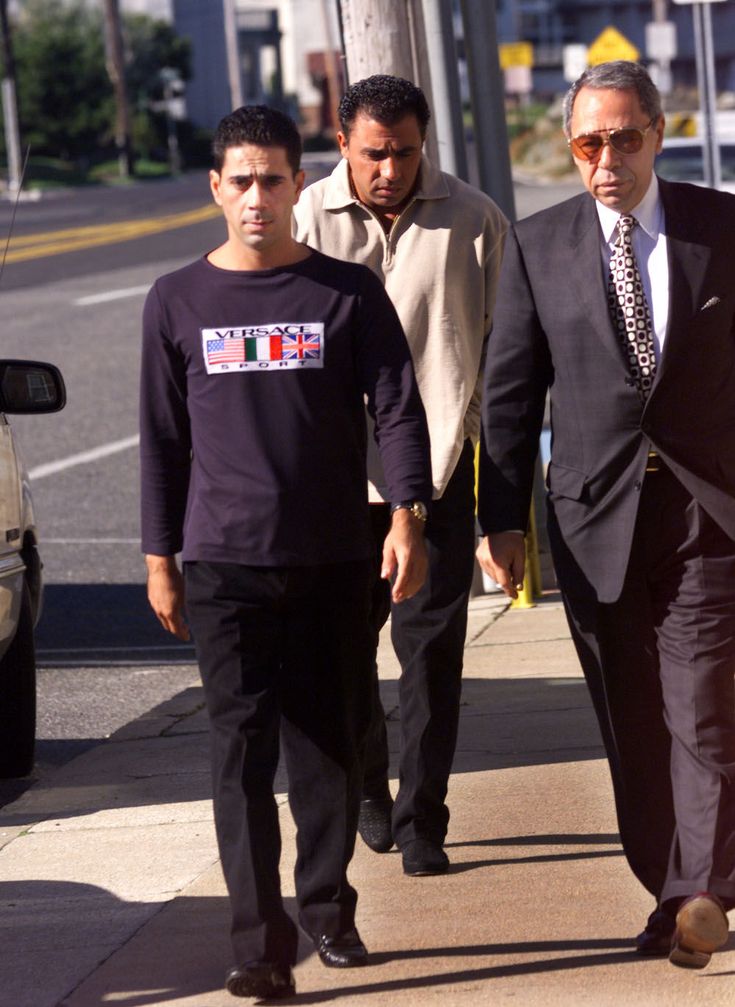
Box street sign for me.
[645,21,677,60]
[587,26,640,65]
[649,63,673,95]
[563,43,588,82]
[499,41,534,70]
[504,66,533,95]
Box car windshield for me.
[656,142,735,182]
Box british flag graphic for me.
[282,332,321,360]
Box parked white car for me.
[656,137,735,194]
[0,360,65,777]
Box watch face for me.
[411,502,428,521]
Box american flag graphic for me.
[206,338,246,365]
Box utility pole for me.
[691,0,721,190]
[339,0,415,83]
[339,0,440,162]
[459,0,516,220]
[222,0,243,110]
[0,0,22,194]
[159,67,183,176]
[319,0,341,135]
[422,0,468,179]
[103,0,134,179]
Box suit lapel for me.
[566,196,631,373]
[653,179,711,386]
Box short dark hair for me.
[562,61,662,136]
[338,74,431,140]
[212,105,302,174]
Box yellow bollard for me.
[511,500,541,609]
[474,442,542,608]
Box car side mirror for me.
[0,360,66,414]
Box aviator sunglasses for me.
[568,118,656,161]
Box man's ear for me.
[337,130,349,159]
[209,169,222,206]
[654,114,666,155]
[294,169,306,201]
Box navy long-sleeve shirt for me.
[140,250,432,566]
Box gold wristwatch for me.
[390,501,428,522]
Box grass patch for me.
[87,158,172,183]
[0,155,173,189]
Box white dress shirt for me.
[596,175,669,362]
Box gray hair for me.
[562,61,662,136]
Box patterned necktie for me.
[607,214,656,398]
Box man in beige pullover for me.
[294,75,507,876]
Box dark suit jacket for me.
[478,177,735,603]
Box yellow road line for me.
[5,203,221,263]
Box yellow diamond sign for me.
[499,41,534,70]
[587,26,639,66]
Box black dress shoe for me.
[401,838,449,876]
[635,906,676,956]
[312,928,368,968]
[358,796,394,853]
[670,892,729,969]
[225,961,295,998]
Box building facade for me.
[495,0,735,97]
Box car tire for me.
[0,581,36,778]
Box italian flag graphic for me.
[245,335,282,361]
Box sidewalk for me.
[2,595,733,1007]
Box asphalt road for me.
[0,158,342,291]
[0,171,233,802]
[0,165,583,806]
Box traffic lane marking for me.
[8,203,220,246]
[74,285,151,306]
[5,203,220,263]
[41,538,140,544]
[28,433,139,480]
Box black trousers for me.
[184,559,374,967]
[552,465,735,909]
[363,440,477,847]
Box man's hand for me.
[476,532,526,600]
[145,554,190,640]
[381,509,429,603]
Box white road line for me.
[36,656,196,664]
[28,434,140,480]
[73,285,151,306]
[41,538,139,544]
[37,644,193,654]
[38,660,196,667]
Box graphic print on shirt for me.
[202,322,324,374]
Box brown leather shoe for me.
[635,906,676,956]
[670,893,729,969]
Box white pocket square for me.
[700,296,721,311]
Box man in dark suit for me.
[476,60,735,969]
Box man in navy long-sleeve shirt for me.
[140,105,431,1001]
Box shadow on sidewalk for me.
[385,675,605,772]
[0,670,603,827]
[444,831,624,873]
[35,583,196,666]
[0,879,232,1007]
[286,948,642,1004]
[13,879,729,1007]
